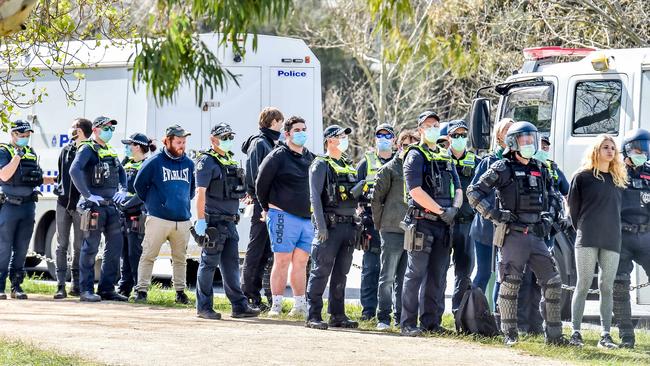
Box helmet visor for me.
[625,139,650,157]
[508,131,540,152]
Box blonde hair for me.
[579,134,628,188]
[492,118,514,149]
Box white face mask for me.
[338,137,349,152]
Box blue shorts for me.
[267,208,314,254]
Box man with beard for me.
[132,124,196,304]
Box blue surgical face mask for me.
[16,137,29,147]
[630,153,648,167]
[292,131,308,147]
[220,139,234,152]
[423,127,440,143]
[533,149,549,162]
[519,144,536,159]
[376,137,392,152]
[99,129,113,143]
[124,145,133,158]
[338,137,349,152]
[450,137,467,152]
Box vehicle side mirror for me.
[468,97,491,150]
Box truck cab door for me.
[561,74,629,175]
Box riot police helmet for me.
[503,121,540,157]
[622,128,650,158]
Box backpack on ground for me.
[454,287,499,337]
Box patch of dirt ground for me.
[0,295,571,365]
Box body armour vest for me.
[80,141,120,189]
[622,163,650,225]
[317,156,358,211]
[123,158,143,194]
[497,159,549,217]
[0,144,43,188]
[203,150,246,200]
[405,144,455,208]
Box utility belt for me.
[126,212,147,235]
[205,212,240,225]
[622,223,650,234]
[411,208,441,222]
[508,222,547,238]
[325,212,357,228]
[0,191,40,205]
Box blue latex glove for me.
[195,218,207,236]
[86,194,103,205]
[113,190,128,204]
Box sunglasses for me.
[219,135,235,141]
[101,126,115,132]
[450,133,468,139]
[376,133,394,139]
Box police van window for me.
[501,84,553,134]
[572,80,622,135]
[640,71,650,129]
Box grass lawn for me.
[0,337,101,366]
[14,276,650,365]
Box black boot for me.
[53,285,67,299]
[69,270,81,296]
[175,290,190,304]
[10,284,27,300]
[134,291,148,303]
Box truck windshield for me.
[500,84,553,133]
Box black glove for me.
[440,207,458,226]
[558,216,572,231]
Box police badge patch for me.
[641,191,650,205]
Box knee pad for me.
[542,275,562,301]
[497,274,522,331]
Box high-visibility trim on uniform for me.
[451,151,477,168]
[79,140,118,158]
[0,143,37,161]
[123,159,143,171]
[316,155,356,175]
[201,150,238,166]
[545,160,559,182]
[403,143,455,202]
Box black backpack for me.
[454,287,499,337]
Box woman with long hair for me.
[568,134,627,348]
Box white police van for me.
[468,46,650,312]
[0,33,323,280]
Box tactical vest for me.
[317,156,358,209]
[544,160,560,184]
[203,150,246,200]
[80,141,120,189]
[622,164,650,224]
[404,144,456,205]
[497,160,549,215]
[0,143,43,188]
[451,151,477,177]
[361,152,385,201]
[123,158,144,194]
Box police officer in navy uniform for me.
[400,111,463,337]
[70,116,128,302]
[467,121,568,346]
[194,123,260,320]
[445,120,481,312]
[0,120,53,300]
[116,133,155,298]
[306,125,359,330]
[356,122,396,320]
[614,128,650,348]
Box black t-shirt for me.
[568,170,623,253]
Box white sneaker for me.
[376,322,391,331]
[268,302,283,317]
[288,304,307,318]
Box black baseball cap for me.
[121,133,151,146]
[375,123,395,135]
[11,120,34,133]
[417,111,440,126]
[448,120,469,135]
[92,116,117,128]
[165,124,191,137]
[323,124,352,139]
[541,135,551,145]
[211,123,235,137]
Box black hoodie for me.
[242,128,280,197]
[255,142,315,218]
